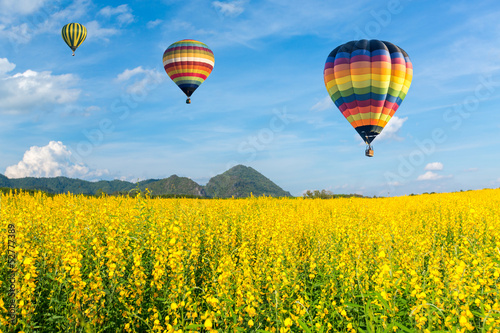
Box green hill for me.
[145,175,206,197]
[0,165,292,198]
[0,176,134,195]
[204,165,292,198]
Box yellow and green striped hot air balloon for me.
[61,23,87,56]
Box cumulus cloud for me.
[116,66,149,82]
[417,171,452,181]
[115,66,164,94]
[425,162,443,171]
[0,60,80,114]
[98,4,134,25]
[5,141,108,179]
[311,96,332,112]
[212,0,246,17]
[376,116,407,141]
[147,19,163,29]
[0,57,15,75]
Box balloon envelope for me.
[163,39,214,100]
[61,23,87,55]
[324,39,413,144]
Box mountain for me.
[204,165,292,198]
[0,174,10,187]
[145,175,206,197]
[0,176,134,195]
[0,165,292,198]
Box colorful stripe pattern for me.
[61,23,87,54]
[324,40,413,144]
[163,39,214,98]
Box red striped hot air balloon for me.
[162,39,214,104]
[324,39,413,157]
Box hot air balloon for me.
[163,39,214,104]
[61,23,87,56]
[323,39,413,157]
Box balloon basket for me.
[365,146,374,157]
[186,98,191,104]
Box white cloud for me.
[311,96,332,112]
[0,0,90,43]
[0,0,47,15]
[115,66,164,95]
[0,61,80,114]
[212,0,246,17]
[376,116,407,141]
[167,1,364,49]
[116,66,148,82]
[3,23,32,43]
[425,162,443,171]
[36,0,90,34]
[5,141,108,179]
[81,105,101,117]
[417,171,451,181]
[98,4,134,25]
[85,106,101,113]
[84,20,120,42]
[388,181,403,187]
[147,19,163,29]
[0,57,15,75]
[465,168,478,172]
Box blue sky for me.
[1,0,499,197]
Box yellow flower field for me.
[1,189,500,332]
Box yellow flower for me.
[284,317,293,327]
[247,307,256,317]
[248,319,254,327]
[204,318,212,329]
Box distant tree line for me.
[302,189,366,199]
[0,187,206,199]
[95,189,206,199]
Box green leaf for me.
[393,322,413,333]
[344,302,363,309]
[297,318,312,333]
[184,324,202,329]
[374,292,391,311]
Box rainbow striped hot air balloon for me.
[324,39,413,157]
[61,23,87,56]
[163,39,214,104]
